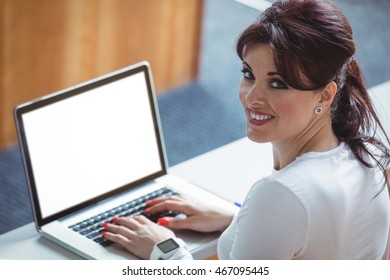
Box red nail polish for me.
[103,222,108,228]
[112,217,119,222]
[157,217,170,226]
[102,231,107,236]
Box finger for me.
[105,216,149,237]
[157,216,197,231]
[114,216,143,229]
[145,195,184,207]
[104,222,136,238]
[103,230,131,245]
[132,215,153,225]
[103,230,143,254]
[144,200,194,216]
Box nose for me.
[241,83,267,107]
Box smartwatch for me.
[150,238,186,260]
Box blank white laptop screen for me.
[21,72,163,219]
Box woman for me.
[103,0,390,259]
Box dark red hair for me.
[237,0,390,191]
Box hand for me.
[103,215,175,259]
[144,195,234,233]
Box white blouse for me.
[217,142,390,259]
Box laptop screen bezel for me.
[14,62,168,228]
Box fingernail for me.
[103,222,108,228]
[157,217,170,226]
[112,217,119,222]
[102,231,107,236]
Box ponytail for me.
[332,58,390,192]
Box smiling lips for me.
[248,109,274,125]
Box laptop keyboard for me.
[68,187,180,247]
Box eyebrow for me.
[242,62,281,77]
[242,61,253,71]
[267,71,281,77]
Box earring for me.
[315,106,323,115]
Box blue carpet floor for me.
[1,0,390,235]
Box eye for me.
[241,68,254,80]
[270,79,287,89]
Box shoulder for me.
[268,143,366,196]
[242,177,308,220]
[263,142,381,213]
[274,142,356,180]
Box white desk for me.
[1,80,388,260]
[0,138,273,260]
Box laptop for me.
[14,61,236,260]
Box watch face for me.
[157,238,180,253]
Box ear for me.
[318,81,337,109]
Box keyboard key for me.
[86,230,102,239]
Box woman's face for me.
[239,43,321,145]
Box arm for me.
[225,179,308,259]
